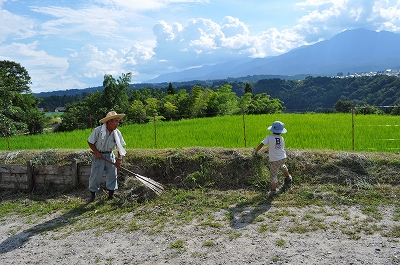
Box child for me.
[254,121,292,195]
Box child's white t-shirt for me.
[261,134,287,162]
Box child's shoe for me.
[269,189,279,196]
[284,175,293,185]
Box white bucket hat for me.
[268,121,287,133]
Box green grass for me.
[275,238,287,247]
[3,113,400,152]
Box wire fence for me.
[350,106,400,152]
[143,109,400,153]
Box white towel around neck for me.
[114,129,126,156]
[101,124,126,156]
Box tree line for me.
[55,74,284,132]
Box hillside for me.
[252,75,400,111]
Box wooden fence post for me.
[71,159,78,187]
[27,160,34,192]
[165,157,172,175]
[242,108,247,147]
[352,105,355,151]
[154,115,157,148]
[4,121,10,150]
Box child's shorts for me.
[270,158,288,183]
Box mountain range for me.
[147,28,400,83]
[35,28,400,98]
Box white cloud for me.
[0,9,36,43]
[221,16,249,37]
[0,41,79,92]
[66,42,160,86]
[372,0,400,31]
[254,27,308,58]
[31,5,136,39]
[152,16,272,69]
[293,0,400,42]
[68,44,125,81]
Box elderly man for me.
[87,111,127,203]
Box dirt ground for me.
[0,199,399,265]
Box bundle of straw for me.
[101,157,164,196]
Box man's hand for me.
[253,148,260,157]
[115,158,122,168]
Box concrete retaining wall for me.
[0,160,92,192]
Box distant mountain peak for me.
[147,28,400,83]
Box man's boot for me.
[108,190,114,200]
[88,191,96,203]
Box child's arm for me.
[254,143,264,154]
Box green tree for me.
[55,101,89,131]
[101,73,131,113]
[244,83,252,94]
[0,60,46,135]
[246,93,284,114]
[176,89,191,118]
[127,100,147,123]
[145,97,159,118]
[390,105,400,115]
[56,73,131,132]
[204,91,219,117]
[167,82,176,95]
[139,88,153,102]
[355,104,384,115]
[334,100,353,113]
[239,92,252,113]
[55,91,105,132]
[163,101,178,120]
[189,85,212,117]
[85,91,105,126]
[215,84,239,115]
[129,89,142,102]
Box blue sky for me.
[1,0,400,93]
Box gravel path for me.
[0,203,399,265]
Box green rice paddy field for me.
[3,113,400,153]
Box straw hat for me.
[268,121,287,133]
[99,111,126,123]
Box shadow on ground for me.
[0,201,94,254]
[228,182,291,229]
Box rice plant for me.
[2,113,400,152]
